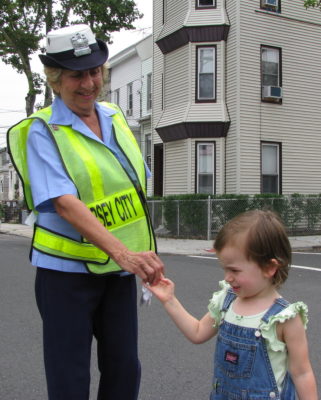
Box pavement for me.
[1,222,321,255]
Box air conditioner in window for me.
[263,0,277,8]
[262,86,282,99]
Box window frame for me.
[145,133,152,171]
[146,73,152,111]
[260,0,281,13]
[261,45,282,103]
[196,45,217,103]
[127,83,133,116]
[196,0,216,9]
[195,141,216,195]
[114,88,120,105]
[261,141,282,194]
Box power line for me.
[0,109,25,113]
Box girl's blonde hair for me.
[214,209,291,288]
[43,63,109,95]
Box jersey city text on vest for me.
[89,193,138,228]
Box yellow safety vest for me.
[7,102,156,275]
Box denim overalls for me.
[210,289,295,400]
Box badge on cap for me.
[71,32,92,57]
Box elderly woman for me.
[8,24,164,400]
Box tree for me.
[304,1,321,8]
[0,0,142,116]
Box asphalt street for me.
[0,234,320,399]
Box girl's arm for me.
[147,278,217,344]
[281,314,318,400]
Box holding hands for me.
[145,277,175,304]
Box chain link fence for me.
[2,195,321,240]
[147,195,321,240]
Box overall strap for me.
[221,289,237,312]
[261,297,290,323]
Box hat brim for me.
[39,39,108,70]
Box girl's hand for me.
[144,277,175,304]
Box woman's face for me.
[53,67,103,117]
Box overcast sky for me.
[0,0,152,147]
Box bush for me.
[147,193,321,239]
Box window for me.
[261,142,281,194]
[114,89,120,105]
[161,73,164,110]
[196,142,215,194]
[197,46,216,101]
[127,83,133,116]
[260,0,280,12]
[162,0,166,24]
[147,73,152,111]
[261,46,282,101]
[197,0,216,8]
[145,134,151,170]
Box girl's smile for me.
[217,234,278,307]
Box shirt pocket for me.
[215,334,257,379]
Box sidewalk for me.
[1,222,321,255]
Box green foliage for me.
[0,0,143,115]
[151,193,321,239]
[163,196,208,238]
[304,0,321,8]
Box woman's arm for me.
[281,315,318,400]
[146,278,217,344]
[53,194,164,284]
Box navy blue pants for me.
[35,268,141,400]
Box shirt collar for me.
[48,97,118,140]
[49,97,118,125]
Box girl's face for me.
[217,235,275,300]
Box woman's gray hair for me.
[43,64,109,96]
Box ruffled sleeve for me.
[260,301,309,352]
[208,280,230,327]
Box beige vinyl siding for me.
[164,45,190,109]
[157,0,188,40]
[225,0,239,194]
[186,0,229,26]
[164,140,190,195]
[158,0,229,40]
[158,42,229,127]
[152,0,165,147]
[257,1,321,26]
[152,0,166,196]
[237,1,321,194]
[156,45,190,128]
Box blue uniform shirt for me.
[27,97,150,273]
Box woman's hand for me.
[114,249,164,285]
[144,277,175,304]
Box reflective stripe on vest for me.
[7,103,156,275]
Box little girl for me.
[146,210,317,400]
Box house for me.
[0,148,10,201]
[0,146,23,201]
[106,34,153,194]
[152,0,321,196]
